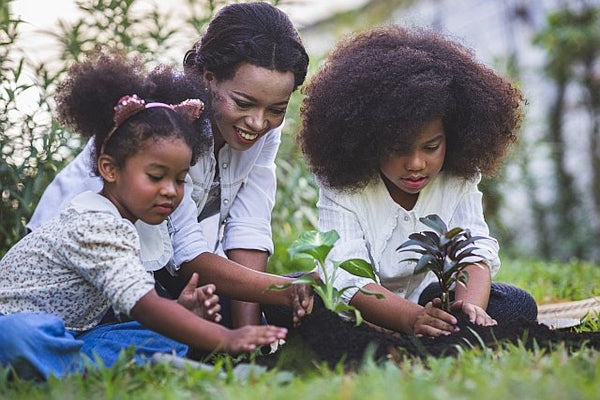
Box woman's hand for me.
[177,272,222,323]
[412,298,459,337]
[451,299,497,326]
[288,273,316,327]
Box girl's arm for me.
[131,289,287,354]
[449,177,498,325]
[451,262,496,326]
[351,283,459,336]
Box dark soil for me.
[258,299,600,369]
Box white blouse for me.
[317,172,500,304]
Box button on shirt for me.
[317,172,500,305]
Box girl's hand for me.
[412,298,459,337]
[177,273,222,323]
[222,325,287,354]
[451,300,497,326]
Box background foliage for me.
[1,0,599,268]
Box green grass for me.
[2,258,600,399]
[495,257,600,304]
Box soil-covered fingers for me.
[290,283,314,327]
[453,301,496,326]
[413,301,459,337]
[223,325,288,354]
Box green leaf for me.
[444,227,465,239]
[338,286,357,297]
[357,287,385,299]
[266,283,291,291]
[288,230,340,265]
[313,286,332,310]
[337,258,377,281]
[457,270,470,286]
[414,254,437,274]
[290,275,318,285]
[333,303,364,326]
[419,214,448,235]
[397,238,440,255]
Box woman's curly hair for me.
[298,26,525,191]
[55,49,210,175]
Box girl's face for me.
[379,118,446,210]
[101,137,192,224]
[204,62,295,151]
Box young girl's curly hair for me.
[55,49,210,174]
[298,26,525,191]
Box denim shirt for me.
[170,124,281,266]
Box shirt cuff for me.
[222,217,273,254]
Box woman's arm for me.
[178,252,312,325]
[220,126,281,326]
[27,138,102,231]
[226,249,269,326]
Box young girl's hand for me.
[412,298,459,337]
[177,272,222,322]
[222,325,287,354]
[451,300,497,326]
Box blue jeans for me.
[0,312,187,380]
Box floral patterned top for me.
[0,191,155,331]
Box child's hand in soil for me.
[221,325,287,354]
[413,298,460,337]
[177,272,222,323]
[451,300,497,326]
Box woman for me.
[28,2,311,328]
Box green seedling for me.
[397,214,487,312]
[269,230,383,325]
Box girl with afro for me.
[297,26,538,337]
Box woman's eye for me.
[424,144,440,151]
[270,108,286,116]
[234,99,251,108]
[148,175,162,182]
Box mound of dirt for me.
[261,299,600,368]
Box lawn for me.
[2,257,600,399]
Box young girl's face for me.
[204,62,295,151]
[379,118,446,209]
[104,137,192,224]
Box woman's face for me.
[204,62,295,151]
[379,118,446,209]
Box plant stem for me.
[440,291,450,312]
